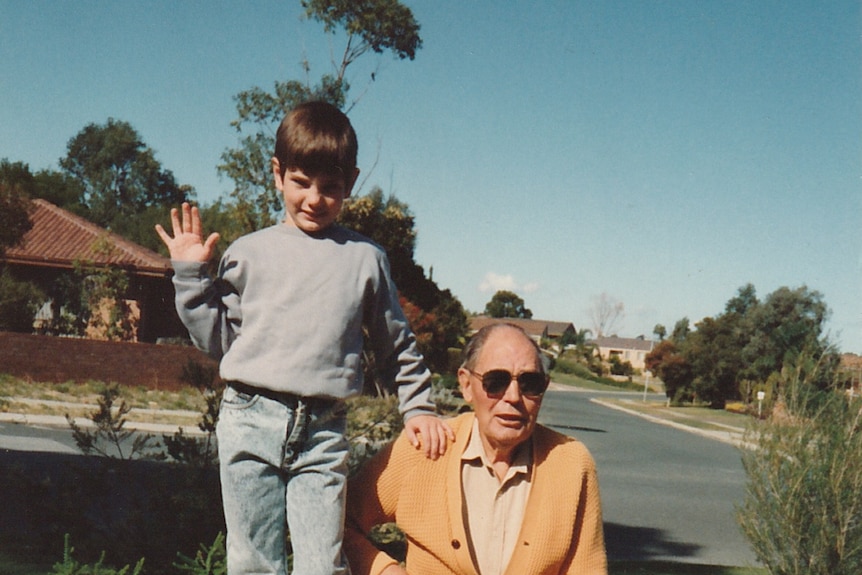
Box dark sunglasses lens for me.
[518,372,548,396]
[481,370,513,394]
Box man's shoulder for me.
[534,424,594,462]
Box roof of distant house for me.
[2,199,171,277]
[592,335,655,352]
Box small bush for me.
[0,270,44,333]
[50,534,145,575]
[737,349,862,575]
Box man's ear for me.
[344,168,360,198]
[271,157,284,190]
[458,367,474,403]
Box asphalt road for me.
[0,388,761,567]
[539,387,759,567]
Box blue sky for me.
[2,1,860,352]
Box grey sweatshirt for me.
[171,223,435,420]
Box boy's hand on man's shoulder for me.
[404,414,455,460]
[155,202,220,263]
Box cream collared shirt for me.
[460,420,533,575]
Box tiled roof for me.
[2,199,171,277]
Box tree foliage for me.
[484,290,533,319]
[646,284,833,407]
[302,0,422,65]
[218,0,422,234]
[59,118,193,250]
[0,269,45,333]
[338,188,468,375]
[0,160,44,254]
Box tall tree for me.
[218,0,422,234]
[338,187,467,373]
[59,118,193,250]
[0,168,34,253]
[484,290,533,319]
[589,292,624,337]
[649,285,832,406]
[742,285,829,386]
[0,159,86,215]
[0,169,45,333]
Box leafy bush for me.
[737,349,862,574]
[174,532,226,575]
[0,269,44,332]
[66,383,164,460]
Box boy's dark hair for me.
[274,101,358,180]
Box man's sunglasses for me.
[467,369,550,398]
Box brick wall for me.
[0,332,218,390]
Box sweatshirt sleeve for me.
[364,251,436,421]
[171,257,242,360]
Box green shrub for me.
[0,269,44,333]
[50,534,144,575]
[737,349,862,574]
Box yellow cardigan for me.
[345,412,608,575]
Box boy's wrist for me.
[402,408,438,423]
[171,259,209,278]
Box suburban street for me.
[0,387,761,567]
[539,387,759,567]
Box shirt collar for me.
[461,418,532,477]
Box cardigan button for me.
[451,539,461,550]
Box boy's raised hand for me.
[404,414,455,460]
[155,203,220,262]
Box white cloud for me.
[478,272,541,295]
[479,272,516,293]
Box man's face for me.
[459,328,544,458]
[272,161,357,233]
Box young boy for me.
[155,101,453,575]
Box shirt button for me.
[451,539,461,549]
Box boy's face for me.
[272,159,358,233]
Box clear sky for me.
[2,1,860,352]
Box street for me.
[539,387,759,567]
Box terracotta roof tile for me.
[3,199,171,276]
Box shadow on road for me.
[547,423,607,434]
[604,521,702,562]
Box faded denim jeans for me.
[216,383,351,575]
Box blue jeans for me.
[216,384,351,575]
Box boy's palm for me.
[155,203,220,262]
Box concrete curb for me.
[0,398,208,436]
[591,397,748,448]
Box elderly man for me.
[344,323,607,575]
